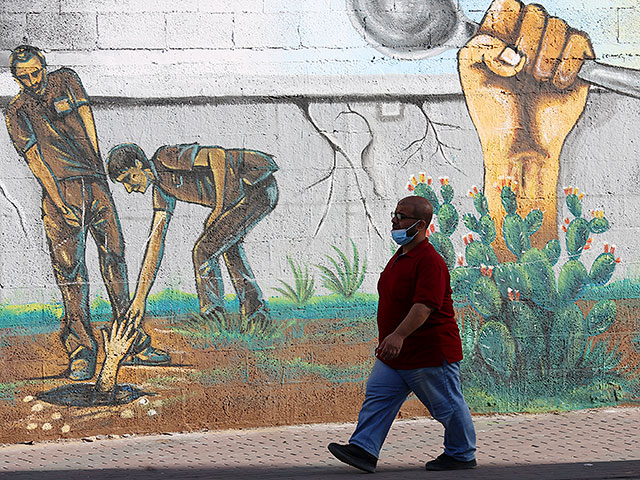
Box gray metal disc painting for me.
[347,0,476,60]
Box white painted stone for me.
[97,13,166,49]
[0,14,26,50]
[298,11,368,49]
[619,7,640,44]
[26,12,97,50]
[166,12,233,49]
[61,0,200,13]
[330,0,348,11]
[0,0,58,14]
[264,0,331,13]
[233,12,300,49]
[198,0,264,13]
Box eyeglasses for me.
[391,211,421,221]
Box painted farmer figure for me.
[329,196,476,472]
[4,46,169,381]
[106,143,278,325]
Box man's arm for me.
[458,0,593,253]
[195,147,226,221]
[377,303,433,361]
[126,210,171,326]
[23,145,80,226]
[77,105,99,157]
[65,70,100,157]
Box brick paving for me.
[0,407,638,479]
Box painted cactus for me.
[464,184,619,385]
[462,185,496,245]
[408,174,623,400]
[408,174,458,269]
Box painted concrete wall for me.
[0,0,639,442]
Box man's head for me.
[106,143,153,194]
[391,196,433,244]
[10,45,47,95]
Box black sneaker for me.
[328,443,377,473]
[425,453,477,471]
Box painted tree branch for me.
[0,180,28,238]
[402,101,463,174]
[336,104,382,199]
[294,99,382,239]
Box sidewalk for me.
[1,407,638,480]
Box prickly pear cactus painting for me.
[407,173,638,412]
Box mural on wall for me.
[0,0,638,442]
[349,0,640,252]
[3,46,280,408]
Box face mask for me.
[391,220,420,246]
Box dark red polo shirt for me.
[376,239,462,369]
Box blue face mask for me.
[391,221,420,246]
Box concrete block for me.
[61,0,200,13]
[198,0,263,13]
[166,12,233,49]
[234,12,300,49]
[299,11,367,48]
[0,0,59,14]
[97,13,165,49]
[264,0,330,13]
[26,12,97,50]
[619,7,640,44]
[0,14,27,50]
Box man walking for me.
[328,196,476,472]
[106,143,278,325]
[4,45,168,381]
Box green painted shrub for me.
[315,240,367,299]
[274,256,316,305]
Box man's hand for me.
[458,0,594,250]
[377,332,405,361]
[125,295,146,327]
[101,317,137,364]
[95,317,137,394]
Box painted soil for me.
[0,299,638,444]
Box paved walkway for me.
[0,407,639,479]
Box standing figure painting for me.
[4,46,169,381]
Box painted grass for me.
[0,289,378,334]
[0,380,42,404]
[171,313,298,351]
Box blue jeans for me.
[350,359,476,461]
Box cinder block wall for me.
[0,0,639,442]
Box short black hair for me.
[106,143,150,181]
[10,45,46,77]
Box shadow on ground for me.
[2,461,639,480]
[36,383,150,407]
